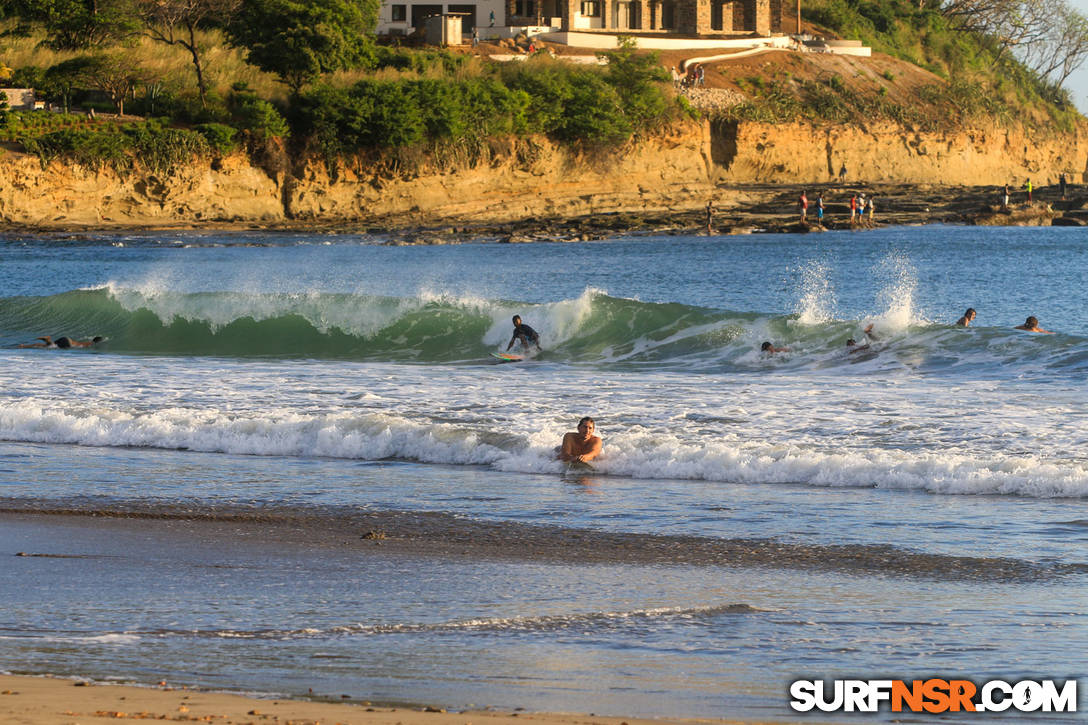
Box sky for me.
[1064,0,1088,112]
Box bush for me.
[287,47,676,154]
[228,85,288,139]
[21,127,132,170]
[600,38,671,130]
[553,71,630,144]
[123,122,210,173]
[295,75,530,155]
[194,122,239,154]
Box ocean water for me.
[1,225,1086,720]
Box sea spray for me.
[793,260,837,326]
[872,252,927,330]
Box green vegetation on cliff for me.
[792,0,1085,130]
[0,0,1082,173]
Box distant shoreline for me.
[1,183,1079,242]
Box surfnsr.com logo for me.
[789,679,1078,713]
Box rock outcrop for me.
[0,119,1085,229]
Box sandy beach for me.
[0,675,783,725]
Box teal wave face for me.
[3,287,1088,374]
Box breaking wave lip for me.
[3,286,1088,373]
[24,605,766,642]
[2,400,1088,498]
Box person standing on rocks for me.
[1060,173,1067,201]
[867,195,875,223]
[799,190,808,223]
[1026,179,1033,203]
[849,193,858,223]
[1002,184,1010,209]
[815,193,824,224]
[705,198,714,235]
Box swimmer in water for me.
[557,416,603,464]
[17,335,103,349]
[956,308,976,327]
[1014,316,1053,334]
[761,341,790,354]
[846,338,870,353]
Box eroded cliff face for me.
[711,121,1088,186]
[0,119,1084,228]
[0,154,282,228]
[286,124,716,224]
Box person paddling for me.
[17,335,102,348]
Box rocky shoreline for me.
[346,182,1088,245]
[5,182,1083,243]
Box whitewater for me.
[2,225,1087,720]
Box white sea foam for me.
[0,633,142,645]
[3,393,1086,498]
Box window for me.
[581,0,599,16]
[391,4,406,21]
[516,0,535,17]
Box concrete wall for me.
[538,30,791,48]
[376,0,505,33]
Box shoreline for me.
[0,675,788,725]
[0,183,1081,242]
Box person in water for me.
[506,315,542,352]
[761,341,790,354]
[17,335,102,348]
[845,338,870,353]
[557,416,603,464]
[956,308,977,327]
[1014,316,1054,334]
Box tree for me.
[136,0,241,109]
[224,0,379,93]
[599,36,670,130]
[16,0,140,49]
[1019,2,1088,86]
[80,52,150,114]
[42,56,97,111]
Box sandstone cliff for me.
[1,119,1085,229]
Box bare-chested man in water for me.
[1015,316,1054,334]
[557,416,602,464]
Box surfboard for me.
[565,460,596,472]
[490,352,524,362]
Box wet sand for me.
[0,675,787,725]
[1,506,1075,582]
